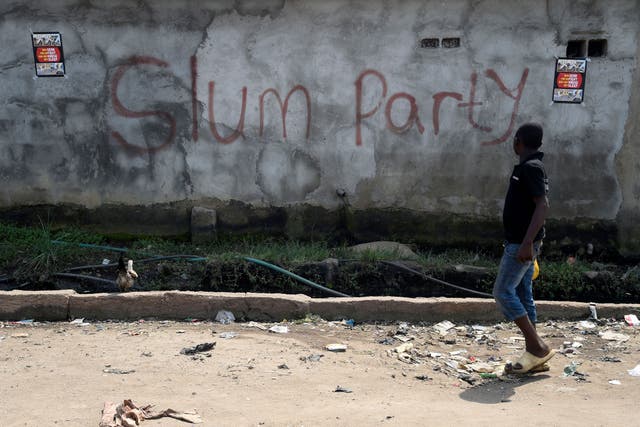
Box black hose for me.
[382,261,493,298]
[244,257,350,297]
[51,273,117,286]
[62,255,207,273]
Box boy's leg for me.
[493,243,532,321]
[494,244,551,369]
[516,261,537,323]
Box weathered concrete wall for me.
[0,1,639,249]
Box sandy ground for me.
[1,316,639,427]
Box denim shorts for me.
[493,242,541,322]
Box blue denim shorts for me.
[493,242,541,322]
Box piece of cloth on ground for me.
[99,399,203,426]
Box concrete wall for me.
[0,1,639,250]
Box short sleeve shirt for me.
[502,152,548,244]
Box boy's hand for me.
[517,242,534,263]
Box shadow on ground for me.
[459,375,549,404]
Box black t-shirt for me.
[502,152,548,244]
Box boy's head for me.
[513,123,543,154]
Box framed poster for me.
[32,32,65,77]
[552,58,586,103]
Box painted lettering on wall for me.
[110,55,528,153]
[110,56,177,154]
[355,68,529,146]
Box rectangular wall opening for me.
[566,40,587,58]
[588,39,607,57]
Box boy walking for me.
[493,123,555,373]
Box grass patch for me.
[1,221,637,302]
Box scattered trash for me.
[468,362,495,373]
[578,320,597,329]
[176,330,186,334]
[70,318,90,327]
[608,380,621,385]
[563,362,588,381]
[415,375,431,381]
[277,364,289,370]
[17,319,34,324]
[215,310,235,325]
[563,341,583,351]
[624,314,640,326]
[599,331,630,342]
[245,321,267,331]
[396,322,409,335]
[628,364,640,377]
[269,325,289,334]
[103,368,136,375]
[326,344,348,352]
[219,332,238,339]
[180,342,216,355]
[588,303,598,320]
[378,337,395,345]
[479,373,498,379]
[563,362,579,377]
[141,352,153,357]
[102,258,111,265]
[601,356,622,363]
[394,343,414,354]
[300,354,324,362]
[334,386,353,393]
[100,399,203,426]
[11,333,29,338]
[433,320,456,335]
[342,319,355,328]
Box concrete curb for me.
[0,290,74,321]
[1,291,639,322]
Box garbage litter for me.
[215,310,235,324]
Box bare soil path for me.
[1,317,638,426]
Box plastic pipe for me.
[244,256,350,297]
[382,261,493,298]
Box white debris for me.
[394,343,414,354]
[245,321,268,331]
[269,325,289,334]
[215,310,235,324]
[600,331,630,342]
[624,314,640,326]
[433,320,455,335]
[219,332,238,339]
[326,344,348,352]
[628,364,640,377]
[468,362,495,373]
[578,320,597,329]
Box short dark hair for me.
[515,123,543,149]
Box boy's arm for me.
[516,195,549,263]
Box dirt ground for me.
[1,316,639,427]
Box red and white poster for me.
[552,58,587,103]
[32,32,65,77]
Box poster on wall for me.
[31,32,65,77]
[552,58,587,103]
